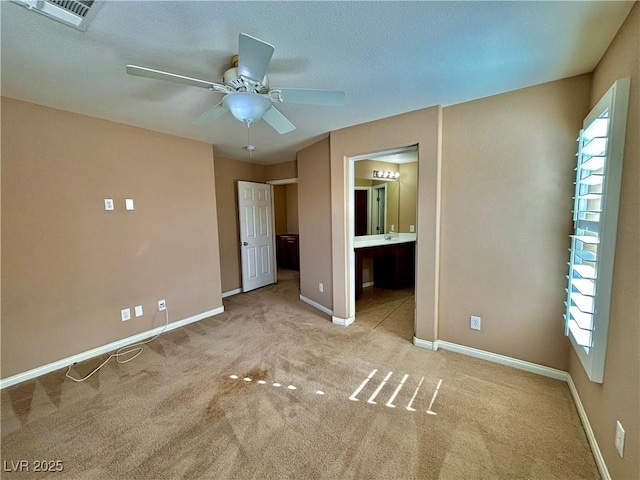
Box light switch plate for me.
[125,198,134,210]
[104,199,114,211]
[134,305,143,317]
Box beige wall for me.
[273,185,287,235]
[285,183,299,234]
[264,160,297,181]
[399,162,417,232]
[1,98,223,378]
[386,182,399,233]
[569,4,639,479]
[440,75,592,369]
[354,179,373,187]
[297,138,333,310]
[213,157,264,293]
[273,184,298,236]
[330,106,442,335]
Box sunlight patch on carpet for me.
[226,374,325,399]
[349,368,443,415]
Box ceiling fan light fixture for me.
[223,92,272,123]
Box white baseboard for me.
[436,340,568,381]
[0,306,225,390]
[222,288,242,298]
[566,374,611,480]
[299,295,333,316]
[332,315,355,327]
[298,295,353,327]
[412,337,608,478]
[412,336,438,350]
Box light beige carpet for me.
[1,270,599,479]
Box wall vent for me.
[10,0,102,31]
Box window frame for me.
[565,78,630,383]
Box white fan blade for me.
[263,106,295,134]
[238,33,274,83]
[193,102,228,124]
[277,88,345,106]
[126,65,226,91]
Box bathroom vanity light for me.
[373,170,400,179]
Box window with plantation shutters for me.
[564,78,629,383]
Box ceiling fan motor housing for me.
[223,66,269,92]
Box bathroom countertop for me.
[353,233,416,249]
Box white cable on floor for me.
[65,307,170,383]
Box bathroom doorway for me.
[267,178,301,293]
[350,146,418,340]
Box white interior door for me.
[238,181,275,292]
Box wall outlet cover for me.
[104,199,114,211]
[470,315,481,330]
[121,308,131,321]
[158,299,166,311]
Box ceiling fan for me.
[126,33,345,144]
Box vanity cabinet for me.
[355,241,415,296]
[276,234,299,270]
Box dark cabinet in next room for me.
[276,234,299,270]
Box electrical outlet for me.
[319,283,324,293]
[615,421,625,457]
[135,305,143,317]
[470,315,481,330]
[409,225,415,233]
[104,199,114,211]
[121,308,131,322]
[158,299,166,311]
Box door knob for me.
[242,241,249,246]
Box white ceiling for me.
[1,1,633,164]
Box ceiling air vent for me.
[10,0,102,31]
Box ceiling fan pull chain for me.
[246,120,254,157]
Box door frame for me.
[372,183,388,234]
[348,145,418,324]
[266,177,299,276]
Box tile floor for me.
[355,285,415,340]
[276,268,415,341]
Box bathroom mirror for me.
[353,151,417,236]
